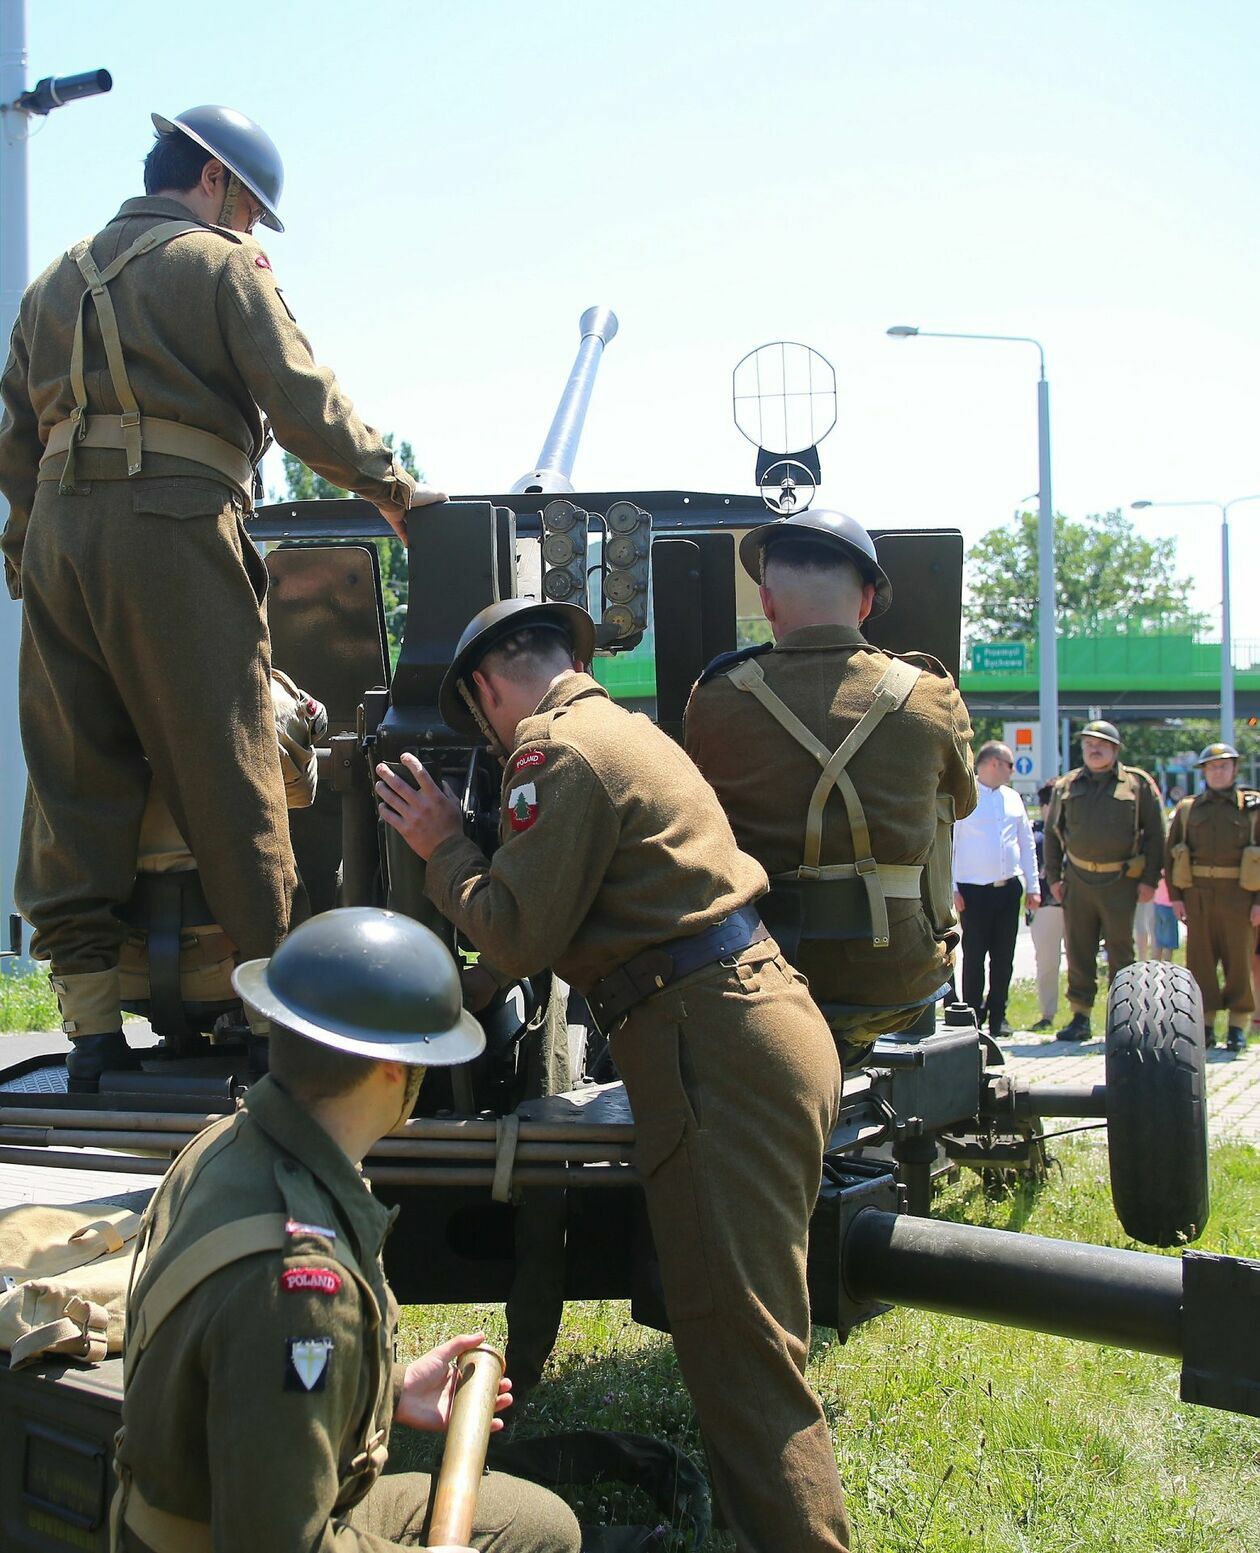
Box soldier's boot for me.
[66,1031,141,1094]
[1056,1012,1091,1042]
[1225,1025,1247,1054]
[1204,1024,1217,1049]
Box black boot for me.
[1056,1012,1091,1042]
[1226,1025,1247,1053]
[1204,1024,1217,1049]
[66,1031,141,1094]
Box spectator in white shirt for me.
[952,741,1040,1037]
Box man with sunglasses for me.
[0,106,442,1090]
[952,741,1039,1039]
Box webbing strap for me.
[68,1211,143,1262]
[10,1296,109,1368]
[774,861,923,896]
[44,414,254,497]
[122,1482,212,1553]
[1192,864,1242,879]
[59,220,204,490]
[727,656,922,947]
[493,1112,521,1204]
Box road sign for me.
[973,642,1028,673]
[1003,721,1042,799]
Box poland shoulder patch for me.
[286,1336,333,1392]
[507,781,539,832]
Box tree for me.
[965,509,1205,647]
[276,436,421,654]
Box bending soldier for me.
[114,906,581,1553]
[1043,720,1165,1040]
[1165,742,1260,1052]
[0,105,442,1090]
[683,510,977,1063]
[375,599,852,1553]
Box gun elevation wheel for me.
[1105,961,1209,1246]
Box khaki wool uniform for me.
[0,195,414,1036]
[1165,786,1260,1024]
[1044,763,1165,1015]
[683,625,977,1047]
[115,1074,580,1553]
[425,673,850,1553]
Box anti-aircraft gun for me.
[0,315,1256,1553]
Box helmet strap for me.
[458,680,506,760]
[217,170,244,229]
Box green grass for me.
[1004,952,1188,1035]
[0,966,59,1033]
[389,1140,1260,1551]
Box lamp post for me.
[1130,495,1260,744]
[887,325,1059,777]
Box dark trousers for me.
[958,880,1023,1032]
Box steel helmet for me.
[233,908,485,1065]
[1080,720,1122,748]
[739,509,893,617]
[1193,742,1240,767]
[151,105,285,232]
[439,599,597,735]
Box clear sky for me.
[18,0,1260,639]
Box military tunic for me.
[683,625,976,1042]
[1044,762,1165,1015]
[116,1074,579,1553]
[1165,786,1260,1023]
[425,673,850,1553]
[0,195,415,1033]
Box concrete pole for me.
[0,0,30,965]
[1036,373,1060,776]
[1219,504,1233,745]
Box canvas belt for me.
[122,1483,211,1553]
[586,906,768,1030]
[49,217,255,503]
[1191,864,1242,879]
[726,655,922,948]
[774,861,923,895]
[1066,852,1126,874]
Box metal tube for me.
[844,1208,1182,1357]
[1036,374,1060,777]
[1007,1083,1108,1119]
[1220,507,1233,743]
[511,307,618,494]
[426,1345,505,1550]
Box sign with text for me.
[1002,720,1042,799]
[972,642,1028,673]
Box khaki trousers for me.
[1062,866,1138,1015]
[16,481,300,982]
[611,941,849,1553]
[1029,902,1064,1021]
[1184,883,1256,1021]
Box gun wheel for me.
[1105,960,1209,1246]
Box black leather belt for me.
[587,906,769,1030]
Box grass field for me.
[391,1139,1260,1552]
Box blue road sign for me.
[1015,755,1034,776]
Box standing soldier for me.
[682,511,976,1065]
[1044,720,1165,1040]
[375,599,852,1553]
[0,106,442,1090]
[1165,743,1260,1052]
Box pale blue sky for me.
[19,0,1260,637]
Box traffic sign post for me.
[1002,720,1042,799]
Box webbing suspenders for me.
[60,221,203,491]
[726,655,923,947]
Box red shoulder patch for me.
[255,252,272,270]
[281,1267,342,1296]
[513,749,546,772]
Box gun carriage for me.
[0,315,1254,1551]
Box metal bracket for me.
[807,1157,903,1338]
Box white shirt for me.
[953,782,1038,894]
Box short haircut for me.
[267,1023,378,1103]
[143,129,213,195]
[477,624,575,683]
[977,741,1011,766]
[761,540,862,591]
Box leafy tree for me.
[276,436,421,652]
[965,509,1205,647]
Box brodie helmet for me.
[1193,742,1240,767]
[1080,720,1122,748]
[738,509,893,617]
[151,105,285,231]
[438,599,596,735]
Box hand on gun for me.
[376,753,463,861]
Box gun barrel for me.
[512,306,618,494]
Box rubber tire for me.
[1105,961,1209,1246]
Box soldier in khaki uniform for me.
[115,907,580,1553]
[376,600,851,1553]
[1165,742,1260,1052]
[0,105,442,1089]
[683,510,977,1062]
[1044,720,1165,1039]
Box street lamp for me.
[886,325,1059,776]
[1130,495,1260,744]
